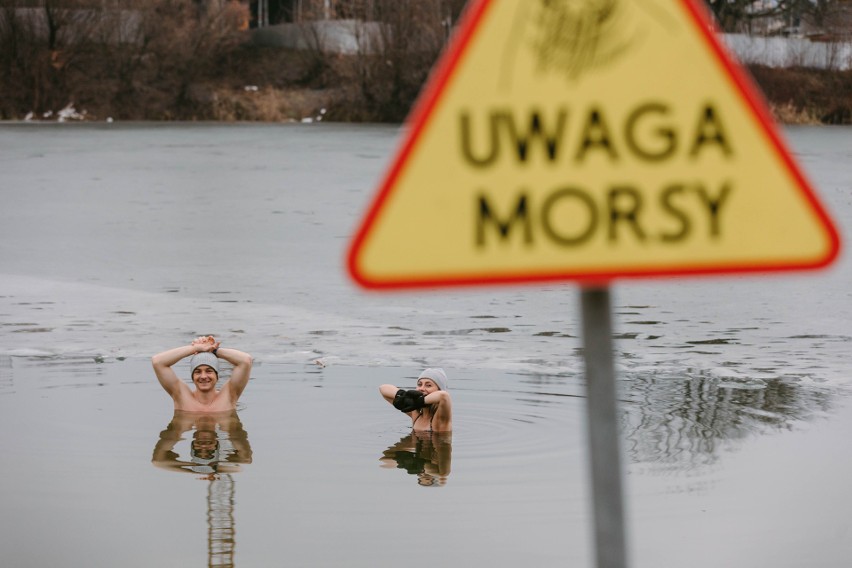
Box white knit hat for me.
[418,368,448,391]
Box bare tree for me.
[0,0,104,115]
[0,0,249,119]
[347,0,466,121]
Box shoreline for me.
[2,39,849,126]
[2,100,847,127]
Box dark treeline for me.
[0,0,466,121]
[707,0,852,35]
[0,0,849,123]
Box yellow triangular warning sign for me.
[347,0,840,290]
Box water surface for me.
[1,123,851,567]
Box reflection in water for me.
[152,411,253,476]
[208,475,236,568]
[623,374,833,470]
[380,432,452,487]
[152,411,252,567]
[0,355,11,394]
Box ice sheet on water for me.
[0,124,850,389]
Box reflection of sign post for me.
[347,0,840,566]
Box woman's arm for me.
[423,391,449,406]
[424,391,452,432]
[379,384,401,404]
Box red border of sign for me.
[347,0,841,291]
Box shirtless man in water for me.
[152,336,253,412]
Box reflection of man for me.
[152,336,253,412]
[152,411,253,478]
[380,431,452,486]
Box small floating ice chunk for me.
[709,367,745,379]
[718,378,767,390]
[8,348,55,357]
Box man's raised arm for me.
[152,337,218,397]
[219,347,253,400]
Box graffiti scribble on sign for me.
[529,0,633,81]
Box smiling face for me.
[192,365,218,391]
[416,378,440,394]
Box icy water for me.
[1,123,851,567]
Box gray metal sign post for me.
[580,286,627,568]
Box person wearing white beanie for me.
[152,335,253,412]
[379,367,452,432]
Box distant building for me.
[706,0,851,40]
[742,0,852,40]
[248,0,378,28]
[247,0,465,28]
